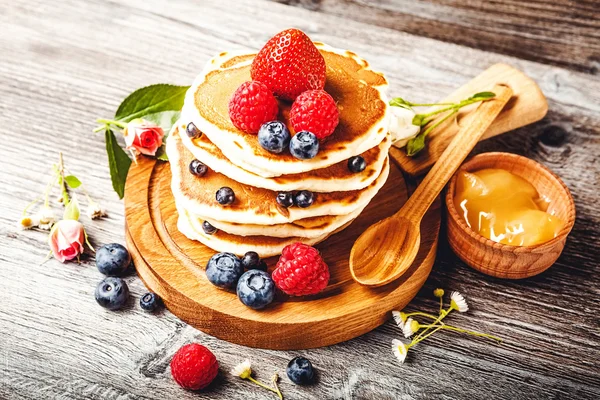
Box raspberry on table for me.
[290,89,339,139]
[170,343,219,391]
[228,81,279,134]
[272,243,329,296]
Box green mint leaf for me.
[105,128,132,199]
[64,175,82,189]
[470,91,496,100]
[114,84,189,122]
[406,134,426,156]
[143,110,181,134]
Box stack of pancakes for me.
[166,43,392,257]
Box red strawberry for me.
[229,81,279,134]
[251,29,326,101]
[272,243,329,296]
[290,89,339,139]
[170,343,219,391]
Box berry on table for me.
[189,160,208,177]
[250,28,326,101]
[290,131,319,160]
[95,277,130,310]
[228,81,279,134]
[202,221,217,235]
[258,121,291,154]
[171,343,218,391]
[241,251,260,270]
[294,191,315,208]
[236,270,276,309]
[96,243,131,276]
[272,243,329,296]
[290,89,339,139]
[276,192,294,208]
[216,187,235,205]
[140,292,162,312]
[348,155,366,173]
[287,356,315,385]
[205,252,244,289]
[186,122,202,139]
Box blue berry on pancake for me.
[294,191,315,208]
[186,122,202,139]
[189,159,208,177]
[258,121,291,153]
[290,131,319,160]
[202,221,217,235]
[276,192,294,208]
[348,156,366,173]
[216,187,235,205]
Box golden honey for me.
[453,168,564,246]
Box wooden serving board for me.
[125,156,440,350]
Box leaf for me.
[115,84,189,122]
[143,110,181,133]
[406,133,426,157]
[64,175,82,189]
[412,114,426,126]
[155,145,169,161]
[105,128,132,199]
[470,91,496,100]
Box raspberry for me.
[170,343,219,391]
[272,243,329,296]
[228,81,279,134]
[251,29,326,101]
[290,90,339,139]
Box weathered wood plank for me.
[271,0,600,74]
[0,0,599,399]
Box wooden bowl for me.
[445,152,575,279]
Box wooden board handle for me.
[389,63,548,176]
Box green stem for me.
[422,108,459,137]
[412,325,444,345]
[246,376,281,397]
[413,307,452,342]
[406,311,439,321]
[96,118,127,129]
[58,153,70,206]
[439,296,443,315]
[271,374,284,400]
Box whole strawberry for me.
[272,243,329,296]
[251,29,326,101]
[171,343,219,391]
[290,89,339,139]
[229,81,279,134]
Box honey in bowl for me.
[453,168,565,246]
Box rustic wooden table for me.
[1,0,599,399]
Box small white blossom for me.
[391,339,408,364]
[392,310,406,329]
[87,200,106,220]
[450,291,469,313]
[403,317,417,338]
[37,205,57,230]
[231,359,252,379]
[19,215,40,230]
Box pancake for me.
[167,126,390,225]
[182,43,391,178]
[177,204,352,258]
[178,121,391,192]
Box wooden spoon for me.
[350,84,513,287]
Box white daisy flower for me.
[231,359,252,379]
[86,200,106,220]
[37,205,57,230]
[403,317,418,338]
[19,215,40,230]
[391,339,408,364]
[450,291,469,313]
[392,310,407,329]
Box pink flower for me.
[123,118,164,156]
[48,219,85,262]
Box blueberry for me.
[216,187,235,205]
[95,277,129,310]
[241,251,260,270]
[290,131,319,160]
[189,159,208,177]
[186,122,202,139]
[206,252,244,289]
[255,260,268,272]
[348,156,366,173]
[96,243,131,276]
[202,221,217,235]
[258,121,291,154]
[276,192,294,208]
[294,191,315,208]
[140,292,162,312]
[236,270,275,309]
[286,357,314,385]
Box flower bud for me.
[123,118,165,156]
[48,219,85,262]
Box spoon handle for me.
[400,84,513,220]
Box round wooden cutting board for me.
[125,156,440,350]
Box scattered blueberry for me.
[294,191,315,208]
[276,192,294,208]
[202,221,217,235]
[236,270,275,309]
[216,187,235,205]
[241,251,260,270]
[186,122,202,139]
[96,243,131,276]
[95,277,129,311]
[255,260,268,272]
[348,155,366,173]
[206,252,244,289]
[258,121,291,154]
[290,131,319,160]
[287,357,315,385]
[140,292,162,312]
[189,159,208,177]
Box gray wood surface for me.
[0,0,599,399]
